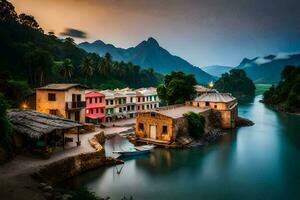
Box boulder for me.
[236,117,254,127]
[95,131,106,144]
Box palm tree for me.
[59,58,74,79]
[80,56,94,82]
[97,53,112,76]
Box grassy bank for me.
[255,84,272,96]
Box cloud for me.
[254,57,272,65]
[274,52,291,60]
[60,28,88,38]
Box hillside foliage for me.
[215,69,256,101]
[263,65,300,113]
[0,0,162,107]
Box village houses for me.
[136,91,238,144]
[36,84,88,123]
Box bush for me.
[0,93,13,159]
[185,112,205,139]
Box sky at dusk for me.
[11,0,300,67]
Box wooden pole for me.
[77,127,80,146]
[62,130,65,150]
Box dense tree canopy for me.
[263,65,300,113]
[215,69,256,101]
[0,1,162,107]
[157,71,197,105]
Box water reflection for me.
[63,96,300,200]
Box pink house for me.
[85,91,105,124]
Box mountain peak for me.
[146,37,159,46]
[93,40,105,45]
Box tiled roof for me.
[37,83,88,91]
[154,105,210,119]
[194,92,236,103]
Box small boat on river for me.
[113,145,155,156]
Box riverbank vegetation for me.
[215,69,256,101]
[263,65,300,113]
[0,0,162,108]
[184,112,206,139]
[157,71,197,105]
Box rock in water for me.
[236,117,254,127]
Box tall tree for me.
[0,0,18,22]
[18,13,43,32]
[59,58,74,79]
[157,71,197,105]
[25,48,53,87]
[80,56,94,82]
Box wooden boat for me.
[113,145,155,156]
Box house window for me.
[96,108,99,113]
[205,102,209,106]
[110,100,113,105]
[89,98,92,104]
[197,103,199,107]
[137,105,140,110]
[119,99,122,104]
[162,125,168,134]
[119,107,122,112]
[48,93,56,101]
[49,109,57,115]
[139,123,144,131]
[214,105,217,109]
[95,97,98,103]
[151,113,155,117]
[100,97,102,103]
[101,109,104,113]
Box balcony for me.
[65,101,86,110]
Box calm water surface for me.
[64,96,300,200]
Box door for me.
[76,94,81,102]
[75,111,80,122]
[150,125,156,140]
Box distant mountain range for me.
[79,37,214,84]
[236,52,300,83]
[201,65,233,77]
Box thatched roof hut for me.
[8,109,82,139]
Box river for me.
[63,95,300,200]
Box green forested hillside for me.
[0,0,162,107]
[263,66,300,113]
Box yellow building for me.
[187,92,238,129]
[36,84,88,123]
[136,105,210,144]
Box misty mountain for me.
[201,65,233,77]
[79,37,214,84]
[236,53,300,83]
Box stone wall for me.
[38,151,120,184]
